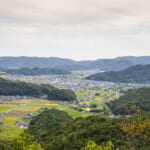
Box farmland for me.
[0,98,92,140]
[0,86,118,140]
[76,88,120,115]
[0,73,142,142]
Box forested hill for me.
[107,87,150,115]
[86,64,150,83]
[0,57,76,68]
[28,109,128,150]
[0,56,134,71]
[0,78,76,101]
[1,67,70,75]
[0,56,150,71]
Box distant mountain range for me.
[0,67,70,76]
[86,64,150,83]
[0,56,150,71]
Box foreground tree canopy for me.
[1,109,150,150]
[28,109,128,150]
[28,109,150,150]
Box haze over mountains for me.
[1,0,150,149]
[0,68,70,76]
[0,56,150,71]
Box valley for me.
[1,0,150,148]
[0,58,150,150]
[0,70,149,145]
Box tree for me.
[13,131,43,150]
[121,107,150,150]
[81,141,119,150]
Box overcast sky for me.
[0,0,150,60]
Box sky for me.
[0,0,150,60]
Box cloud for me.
[0,0,150,59]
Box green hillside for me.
[107,87,150,115]
[28,109,128,150]
[0,78,76,101]
[86,64,150,83]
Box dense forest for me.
[107,87,150,115]
[28,109,127,150]
[1,109,150,150]
[0,78,76,101]
[1,57,150,150]
[86,64,150,83]
[1,56,150,71]
[1,67,70,75]
[27,109,150,150]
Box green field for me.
[0,99,66,140]
[76,88,120,115]
[0,104,17,112]
[90,100,99,105]
[0,98,94,141]
[2,117,18,126]
[0,126,24,140]
[64,109,89,118]
[0,87,121,141]
[76,89,110,98]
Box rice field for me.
[0,88,115,141]
[0,126,24,140]
[2,117,18,126]
[0,99,64,140]
[79,101,90,105]
[0,104,17,112]
[64,109,89,118]
[0,98,93,140]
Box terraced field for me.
[0,104,17,112]
[0,98,91,140]
[76,88,120,115]
[0,87,122,141]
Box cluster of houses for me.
[5,75,116,92]
[15,112,39,129]
[0,107,61,129]
[0,111,11,127]
[0,114,3,125]
[0,111,40,128]
[15,107,61,129]
[77,91,95,103]
[0,96,34,104]
[6,74,150,93]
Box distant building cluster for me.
[5,75,116,92]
